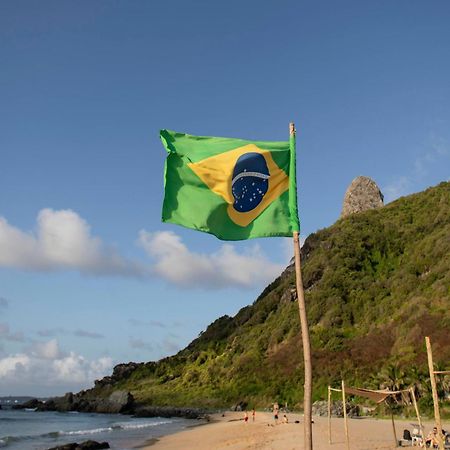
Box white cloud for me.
[0,339,113,395]
[0,209,144,276]
[138,230,283,289]
[0,209,284,289]
[31,339,61,359]
[0,354,30,378]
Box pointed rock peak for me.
[341,176,384,218]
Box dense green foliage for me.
[110,182,450,415]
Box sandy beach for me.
[144,411,448,450]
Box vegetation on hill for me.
[95,182,450,416]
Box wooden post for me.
[410,387,424,442]
[328,385,332,445]
[342,380,350,450]
[390,410,398,447]
[425,336,444,450]
[291,122,313,450]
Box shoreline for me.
[136,416,215,448]
[140,411,448,450]
[0,408,201,450]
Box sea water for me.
[0,408,197,450]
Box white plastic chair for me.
[412,427,424,447]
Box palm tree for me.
[405,366,427,399]
[379,363,407,405]
[380,363,407,391]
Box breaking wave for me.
[0,418,175,447]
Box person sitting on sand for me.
[426,427,439,448]
[283,414,288,424]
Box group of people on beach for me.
[242,402,289,425]
[425,426,449,448]
[243,408,255,423]
[272,402,288,424]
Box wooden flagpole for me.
[425,336,444,450]
[328,386,332,445]
[341,380,350,450]
[291,122,313,450]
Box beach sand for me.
[144,411,448,450]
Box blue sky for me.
[1,0,449,396]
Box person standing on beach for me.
[273,402,279,424]
[244,411,249,423]
[252,408,255,422]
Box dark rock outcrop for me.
[14,390,134,414]
[14,395,210,420]
[12,398,41,409]
[231,401,248,412]
[95,362,155,389]
[47,441,109,450]
[312,400,360,417]
[43,392,75,412]
[133,406,209,420]
[280,287,297,303]
[341,176,384,218]
[94,390,134,414]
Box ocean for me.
[0,408,198,450]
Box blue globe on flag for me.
[231,152,270,213]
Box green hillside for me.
[100,182,450,414]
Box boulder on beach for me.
[95,390,134,414]
[312,400,360,417]
[47,440,110,450]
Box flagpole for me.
[291,122,313,450]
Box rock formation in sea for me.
[47,441,109,450]
[13,390,134,414]
[341,176,384,218]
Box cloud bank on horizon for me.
[0,208,284,289]
[0,339,113,396]
[0,320,184,395]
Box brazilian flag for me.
[160,129,300,241]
